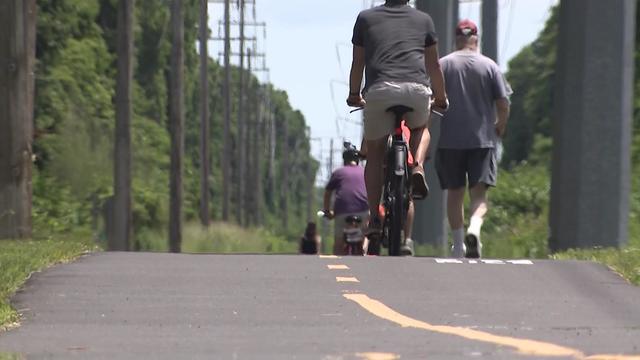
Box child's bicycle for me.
[317,210,366,256]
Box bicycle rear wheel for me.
[387,177,406,256]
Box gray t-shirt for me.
[438,50,509,149]
[352,4,437,92]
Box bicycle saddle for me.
[386,105,414,118]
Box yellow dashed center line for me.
[356,352,400,360]
[320,257,640,359]
[327,264,350,270]
[345,293,581,358]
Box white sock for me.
[452,228,465,249]
[468,216,484,236]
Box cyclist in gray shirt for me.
[436,19,510,258]
[347,0,448,255]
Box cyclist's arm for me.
[323,189,333,213]
[424,44,447,106]
[349,45,365,96]
[495,97,510,137]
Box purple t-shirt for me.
[326,165,369,215]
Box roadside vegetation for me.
[0,231,97,329]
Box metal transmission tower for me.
[169,0,185,253]
[0,0,35,239]
[550,0,636,251]
[199,0,211,227]
[112,0,135,250]
[481,0,498,62]
[414,0,458,252]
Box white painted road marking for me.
[435,259,534,265]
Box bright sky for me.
[209,0,558,182]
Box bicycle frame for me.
[382,106,412,256]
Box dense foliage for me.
[32,0,318,247]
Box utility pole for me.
[169,0,184,253]
[281,116,289,233]
[414,0,458,252]
[222,0,231,221]
[0,0,35,239]
[481,0,498,62]
[112,0,134,250]
[328,139,334,177]
[235,0,246,226]
[246,47,254,226]
[306,128,313,222]
[550,0,635,251]
[199,0,211,227]
[253,83,266,226]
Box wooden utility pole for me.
[199,0,211,227]
[306,128,313,222]
[112,0,134,251]
[0,0,35,239]
[246,48,255,226]
[254,85,266,226]
[222,0,231,221]
[169,0,184,253]
[235,0,247,226]
[281,116,289,232]
[481,0,498,62]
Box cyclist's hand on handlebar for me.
[347,93,366,107]
[431,97,449,112]
[323,210,335,220]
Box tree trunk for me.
[112,0,134,251]
[0,0,35,239]
[169,0,184,253]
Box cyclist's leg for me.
[409,126,430,166]
[363,83,396,228]
[436,149,468,256]
[333,214,347,255]
[404,83,433,198]
[404,83,432,165]
[405,198,415,239]
[364,137,387,221]
[466,148,497,250]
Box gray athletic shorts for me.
[435,148,498,189]
[362,82,432,140]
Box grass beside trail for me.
[0,231,98,329]
[553,247,640,286]
[137,222,298,254]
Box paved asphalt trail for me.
[0,253,639,359]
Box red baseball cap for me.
[456,19,478,36]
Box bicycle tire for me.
[387,145,408,256]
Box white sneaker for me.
[451,243,466,258]
[400,238,415,256]
[464,231,482,259]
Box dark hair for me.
[342,141,360,165]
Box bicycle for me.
[317,210,366,256]
[351,105,414,256]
